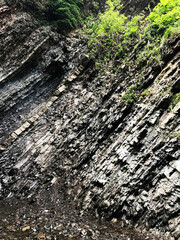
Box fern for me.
[48,0,82,30]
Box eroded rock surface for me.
[0,4,179,240]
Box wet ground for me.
[0,199,165,240]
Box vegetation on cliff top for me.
[85,0,180,63]
[41,0,179,103]
[80,0,180,103]
[10,0,83,30]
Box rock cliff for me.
[0,2,179,239]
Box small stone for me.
[0,145,6,151]
[55,224,64,231]
[111,218,117,223]
[22,226,30,232]
[68,74,76,82]
[38,233,45,239]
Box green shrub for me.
[145,0,180,36]
[92,0,127,37]
[85,0,180,64]
[138,0,180,62]
[48,0,82,30]
[124,15,142,40]
[121,84,138,103]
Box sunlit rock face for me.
[0,1,179,240]
[120,0,160,15]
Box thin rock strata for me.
[0,3,179,240]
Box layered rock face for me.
[0,3,179,240]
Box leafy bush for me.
[124,15,142,40]
[93,0,126,37]
[48,0,82,30]
[85,0,180,63]
[139,0,180,62]
[145,0,180,36]
[121,84,137,103]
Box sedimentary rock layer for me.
[0,4,179,239]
